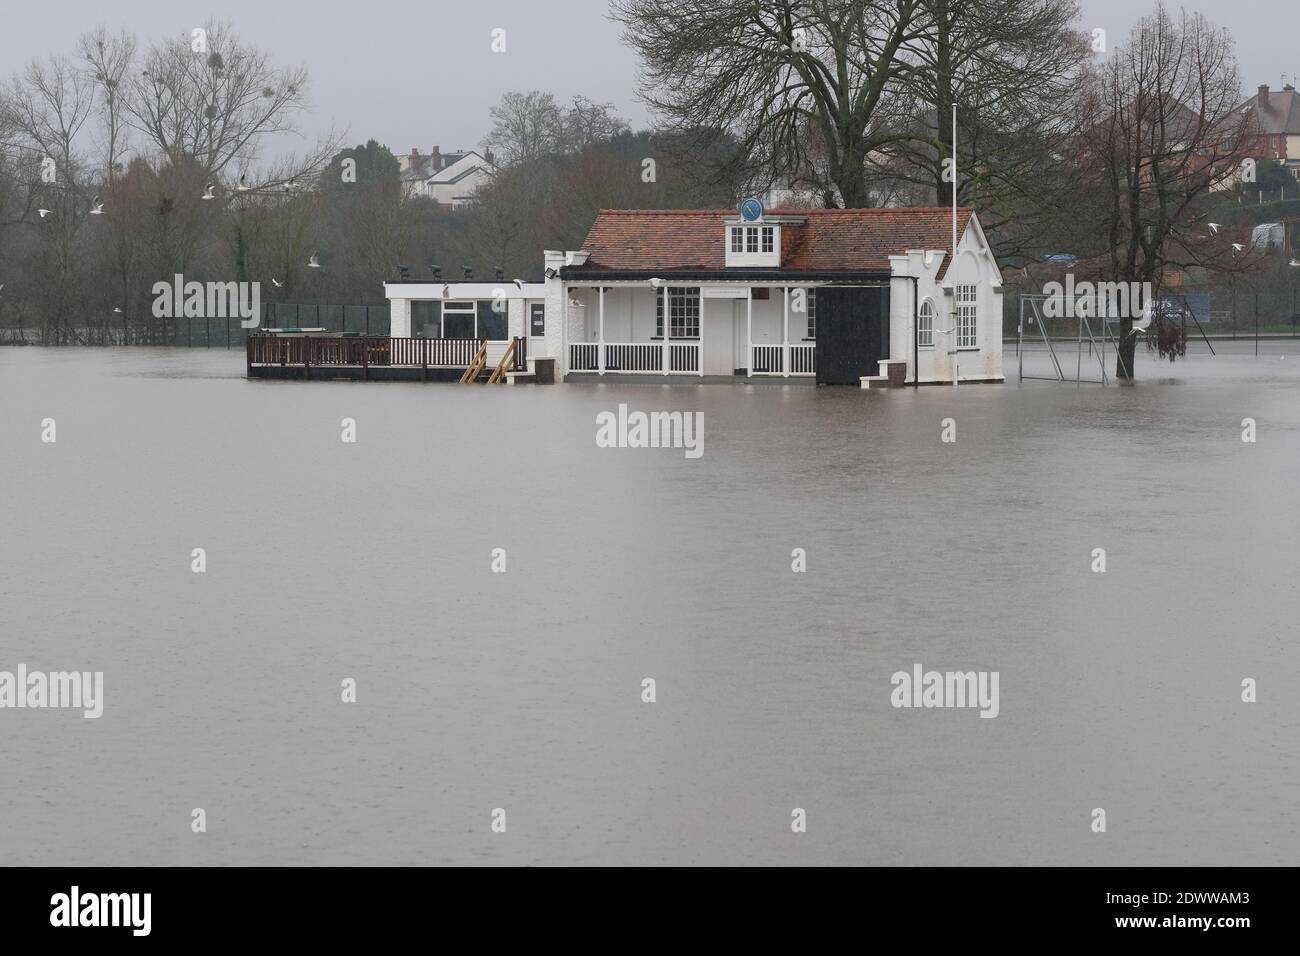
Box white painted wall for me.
[563,286,815,347]
[543,251,569,373]
[887,215,1004,384]
[382,282,544,345]
[544,214,1004,383]
[389,297,411,338]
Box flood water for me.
[1,342,1297,866]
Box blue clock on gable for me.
[739,197,764,222]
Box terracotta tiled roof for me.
[568,207,976,277]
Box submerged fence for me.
[1003,287,1300,341]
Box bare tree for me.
[612,0,925,207]
[874,0,1089,257]
[79,27,136,184]
[1075,2,1251,379]
[126,20,311,177]
[2,56,95,342]
[482,91,563,166]
[559,96,630,152]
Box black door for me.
[814,287,889,385]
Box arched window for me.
[918,298,935,347]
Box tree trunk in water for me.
[1116,316,1136,381]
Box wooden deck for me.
[246,335,527,382]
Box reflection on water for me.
[1,343,1297,865]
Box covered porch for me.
[564,282,816,378]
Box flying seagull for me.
[513,278,525,290]
[271,278,283,288]
[112,307,123,314]
[202,182,216,200]
[236,174,250,192]
[1289,259,1300,267]
[90,196,104,215]
[307,253,321,269]
[1231,243,1245,253]
[1208,222,1221,234]
[37,208,52,218]
[1128,302,1154,336]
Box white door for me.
[702,306,736,375]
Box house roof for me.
[566,207,977,279]
[400,149,477,183]
[1239,85,1300,137]
[427,151,492,185]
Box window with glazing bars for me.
[956,285,977,348]
[654,287,700,338]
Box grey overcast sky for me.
[2,1,1295,160]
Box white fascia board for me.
[383,281,545,300]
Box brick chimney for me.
[431,145,442,171]
[1258,84,1270,108]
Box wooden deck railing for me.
[247,336,527,375]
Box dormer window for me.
[726,225,779,267]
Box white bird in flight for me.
[1208,222,1221,234]
[236,174,250,192]
[1231,243,1245,253]
[202,182,216,200]
[90,196,104,215]
[1128,302,1155,336]
[307,253,321,269]
[37,208,52,218]
[1289,259,1300,267]
[271,278,283,288]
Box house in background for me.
[396,146,496,206]
[1238,84,1300,180]
[538,205,1004,386]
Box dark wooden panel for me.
[814,287,889,385]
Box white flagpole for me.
[951,104,958,259]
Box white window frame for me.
[655,287,701,339]
[725,225,780,267]
[441,300,476,339]
[956,285,978,349]
[805,288,816,339]
[918,298,935,348]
